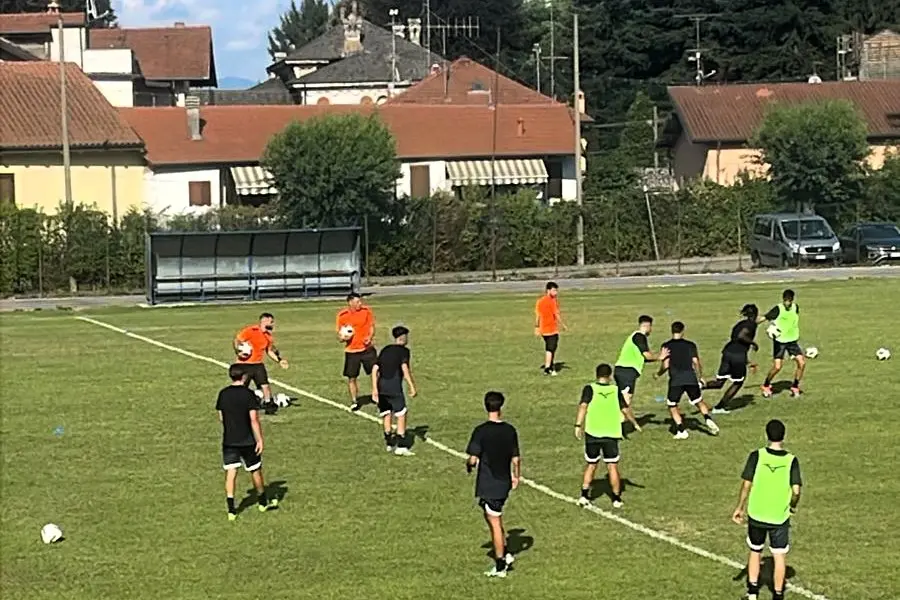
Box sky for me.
[112,0,297,84]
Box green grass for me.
[2,280,899,600]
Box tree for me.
[619,91,656,167]
[262,113,401,228]
[267,0,329,59]
[752,99,870,216]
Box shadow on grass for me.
[588,477,645,502]
[236,480,289,515]
[481,527,534,565]
[732,557,797,594]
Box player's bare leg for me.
[250,468,278,512]
[669,405,688,439]
[543,350,554,372]
[347,377,360,407]
[762,358,783,397]
[772,551,788,598]
[790,355,806,397]
[694,400,720,435]
[483,512,509,576]
[746,549,763,600]
[393,412,413,456]
[620,391,642,432]
[606,463,622,507]
[382,411,394,450]
[225,468,238,521]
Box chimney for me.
[517,117,525,137]
[174,21,185,28]
[576,90,585,114]
[407,18,422,45]
[340,1,363,55]
[185,95,202,140]
[47,1,60,14]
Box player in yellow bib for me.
[574,364,624,509]
[758,289,805,398]
[731,420,802,600]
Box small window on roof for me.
[471,80,485,91]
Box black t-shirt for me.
[466,420,520,500]
[661,338,699,386]
[741,448,802,486]
[216,384,260,447]
[631,332,650,354]
[723,318,759,355]
[376,344,410,396]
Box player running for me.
[217,365,279,521]
[535,281,566,375]
[656,321,719,439]
[704,304,760,414]
[758,289,805,398]
[466,392,521,578]
[614,315,669,432]
[732,419,803,600]
[575,363,624,509]
[336,293,377,410]
[371,326,418,456]
[233,313,289,415]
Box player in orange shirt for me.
[535,281,566,375]
[233,312,289,415]
[336,293,377,411]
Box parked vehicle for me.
[838,222,900,265]
[750,213,841,268]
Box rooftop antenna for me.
[808,61,823,83]
[542,2,568,100]
[678,13,718,85]
[421,0,479,68]
[389,8,401,90]
[85,0,113,25]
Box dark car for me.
[839,222,900,264]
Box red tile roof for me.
[389,57,559,106]
[669,81,900,143]
[89,25,215,83]
[119,104,577,166]
[0,12,84,34]
[0,61,143,151]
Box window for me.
[409,165,430,198]
[0,173,14,206]
[545,159,563,200]
[753,218,771,237]
[189,181,211,206]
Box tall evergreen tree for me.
[267,0,330,59]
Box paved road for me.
[2,265,898,312]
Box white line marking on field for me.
[76,315,831,600]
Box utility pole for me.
[678,13,718,85]
[490,29,501,281]
[533,43,542,94]
[389,8,399,92]
[573,13,584,266]
[652,105,659,169]
[51,1,73,206]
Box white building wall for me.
[395,161,449,197]
[144,167,222,215]
[301,84,412,106]
[92,80,134,107]
[49,27,86,66]
[560,155,577,201]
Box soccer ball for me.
[766,323,781,339]
[804,347,819,359]
[237,341,253,359]
[253,389,264,400]
[876,347,891,361]
[41,524,63,544]
[339,325,354,341]
[273,393,291,408]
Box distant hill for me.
[217,76,257,90]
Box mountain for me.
[217,76,257,90]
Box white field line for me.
[76,315,830,600]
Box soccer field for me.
[2,279,898,600]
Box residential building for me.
[265,1,441,106]
[118,102,581,215]
[664,81,900,185]
[0,61,145,218]
[0,10,216,107]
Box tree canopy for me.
[267,0,330,59]
[262,113,401,228]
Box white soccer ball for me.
[253,389,264,400]
[41,523,63,544]
[804,347,819,359]
[273,393,291,407]
[876,347,891,361]
[766,323,781,339]
[237,341,253,358]
[339,325,354,341]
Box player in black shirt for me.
[371,326,417,456]
[656,322,719,439]
[466,391,521,578]
[216,365,279,521]
[704,304,760,413]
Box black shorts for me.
[716,352,748,383]
[773,341,803,360]
[233,362,269,387]
[747,519,791,554]
[478,497,507,517]
[343,347,377,378]
[542,334,559,353]
[377,394,407,417]
[614,366,638,408]
[584,434,620,464]
[666,383,703,407]
[222,445,261,472]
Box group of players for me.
[214,286,806,598]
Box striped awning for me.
[231,166,278,195]
[447,159,549,186]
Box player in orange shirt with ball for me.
[336,293,377,411]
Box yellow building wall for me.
[0,150,145,220]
